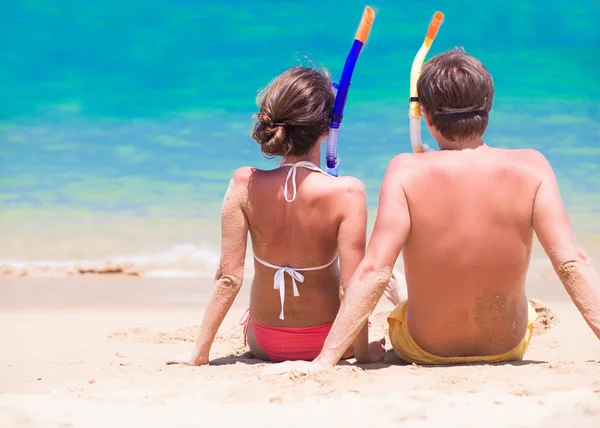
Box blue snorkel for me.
[326,6,375,176]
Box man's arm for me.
[168,168,250,365]
[315,155,413,367]
[532,153,600,339]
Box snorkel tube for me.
[326,6,375,176]
[409,11,444,153]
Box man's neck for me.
[437,137,486,151]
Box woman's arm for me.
[168,168,251,365]
[336,177,380,363]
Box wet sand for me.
[1,276,599,427]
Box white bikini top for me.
[254,161,338,320]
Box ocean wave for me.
[0,244,248,278]
[0,247,582,281]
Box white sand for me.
[0,277,599,427]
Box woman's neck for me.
[281,145,322,168]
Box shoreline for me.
[1,208,599,264]
[1,234,599,280]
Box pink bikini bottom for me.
[240,310,332,362]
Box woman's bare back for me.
[243,164,366,327]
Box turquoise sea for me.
[0,1,599,276]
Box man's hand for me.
[261,360,327,376]
[355,337,386,363]
[384,269,407,306]
[367,337,386,363]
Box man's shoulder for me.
[384,148,553,176]
[384,152,444,183]
[501,148,548,164]
[492,148,548,166]
[385,153,422,175]
[388,152,420,167]
[495,148,554,176]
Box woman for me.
[168,66,385,365]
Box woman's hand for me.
[166,352,208,366]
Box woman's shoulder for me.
[321,175,366,206]
[331,175,366,194]
[230,166,256,186]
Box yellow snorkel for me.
[409,11,444,153]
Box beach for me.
[2,1,599,426]
[1,275,599,427]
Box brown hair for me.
[417,48,494,141]
[252,66,334,158]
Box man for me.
[267,48,600,373]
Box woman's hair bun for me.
[251,66,334,159]
[252,114,290,157]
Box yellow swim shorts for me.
[387,301,537,365]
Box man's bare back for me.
[393,146,544,356]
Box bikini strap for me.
[254,254,338,320]
[239,308,251,346]
[280,161,329,202]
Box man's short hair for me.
[417,48,494,141]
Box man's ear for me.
[422,108,433,127]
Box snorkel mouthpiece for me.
[355,6,375,44]
[326,6,375,176]
[426,11,444,42]
[409,11,444,153]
